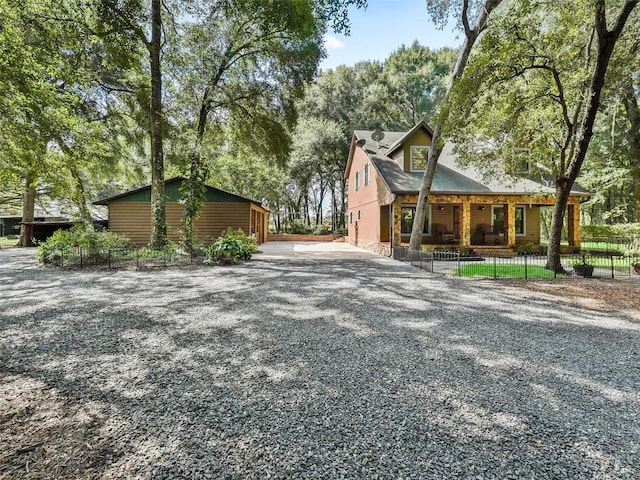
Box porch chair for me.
[480,224,500,244]
[435,223,456,243]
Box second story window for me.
[410,146,429,172]
[364,163,370,186]
[354,171,360,191]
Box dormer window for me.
[410,146,429,172]
[512,148,531,174]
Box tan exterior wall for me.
[402,129,432,172]
[108,201,255,246]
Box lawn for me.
[458,263,557,279]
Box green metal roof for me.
[93,177,263,205]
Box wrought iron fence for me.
[393,246,640,280]
[41,247,203,269]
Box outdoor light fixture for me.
[438,206,445,211]
[479,206,485,211]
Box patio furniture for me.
[480,224,501,244]
[435,223,456,243]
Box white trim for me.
[492,205,526,236]
[515,205,526,236]
[400,204,432,235]
[410,145,430,172]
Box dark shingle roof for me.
[354,128,590,196]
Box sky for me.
[319,0,462,71]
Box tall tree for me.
[409,0,505,252]
[447,0,638,270]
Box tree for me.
[447,0,638,270]
[409,0,506,252]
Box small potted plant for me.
[573,253,594,277]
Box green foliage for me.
[457,263,557,279]
[37,226,130,263]
[205,228,257,264]
[582,223,640,238]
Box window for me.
[364,163,370,186]
[349,212,353,225]
[410,146,430,172]
[357,210,361,221]
[354,171,360,191]
[492,205,525,235]
[515,206,525,235]
[400,205,431,234]
[511,148,531,174]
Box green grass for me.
[458,263,557,279]
[579,241,628,252]
[566,256,631,267]
[0,236,19,249]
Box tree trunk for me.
[545,0,638,270]
[183,92,211,253]
[18,173,36,247]
[69,167,93,227]
[149,0,166,247]
[409,0,503,251]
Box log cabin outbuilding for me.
[345,121,589,255]
[94,177,269,246]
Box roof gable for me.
[383,120,434,157]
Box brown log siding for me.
[108,202,252,246]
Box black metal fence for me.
[392,246,640,280]
[42,247,203,269]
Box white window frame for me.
[410,145,430,172]
[491,205,526,236]
[400,204,431,235]
[364,163,370,186]
[513,148,531,174]
[354,171,360,192]
[515,205,526,236]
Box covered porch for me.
[390,193,582,249]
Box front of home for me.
[94,177,269,246]
[345,122,589,255]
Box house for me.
[344,121,589,255]
[93,177,269,246]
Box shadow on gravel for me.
[0,254,638,479]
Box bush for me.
[205,228,257,264]
[37,226,129,264]
[288,220,311,234]
[583,223,640,238]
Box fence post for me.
[524,254,528,280]
[80,248,83,269]
[108,249,111,269]
[136,247,139,268]
[611,254,614,279]
[61,249,64,268]
[431,253,434,273]
[457,250,461,276]
[163,247,167,267]
[493,255,497,279]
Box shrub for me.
[517,242,535,254]
[288,220,311,234]
[37,226,129,264]
[205,228,257,264]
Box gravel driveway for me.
[1,243,639,479]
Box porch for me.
[390,194,582,249]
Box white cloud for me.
[324,35,345,50]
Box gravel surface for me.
[1,244,639,479]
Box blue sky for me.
[319,0,462,71]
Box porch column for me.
[506,201,516,247]
[568,201,581,247]
[461,199,471,247]
[392,201,402,246]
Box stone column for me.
[461,199,471,247]
[506,201,516,247]
[392,201,402,246]
[567,201,581,247]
